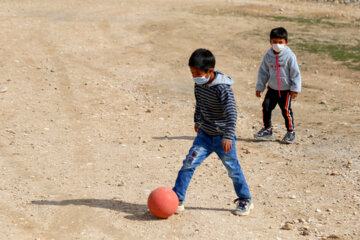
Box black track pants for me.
[262,87,294,131]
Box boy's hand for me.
[256,91,262,98]
[194,125,199,132]
[222,140,232,153]
[291,92,298,99]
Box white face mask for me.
[272,44,285,53]
[193,74,210,85]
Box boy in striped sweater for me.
[173,49,253,216]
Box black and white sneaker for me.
[282,131,295,144]
[254,127,273,140]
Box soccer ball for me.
[147,187,179,218]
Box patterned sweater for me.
[194,71,237,141]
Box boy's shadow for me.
[152,136,195,141]
[153,136,285,144]
[31,199,230,221]
[237,138,284,144]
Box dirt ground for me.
[0,0,359,239]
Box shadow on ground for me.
[238,138,289,144]
[153,136,195,141]
[153,136,286,144]
[31,199,231,221]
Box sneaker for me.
[254,127,273,140]
[175,200,185,214]
[282,131,295,144]
[232,198,254,216]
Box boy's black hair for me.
[270,27,288,41]
[188,48,215,72]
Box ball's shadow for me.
[32,199,157,221]
[31,199,231,221]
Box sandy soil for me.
[0,0,359,239]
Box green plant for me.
[297,41,360,71]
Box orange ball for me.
[147,187,179,219]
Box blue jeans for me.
[173,130,251,201]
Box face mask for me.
[272,44,285,53]
[193,74,210,85]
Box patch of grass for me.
[297,41,360,71]
[267,16,340,27]
[208,8,353,28]
[198,7,360,71]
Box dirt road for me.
[0,0,359,239]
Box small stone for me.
[326,208,333,212]
[145,109,151,113]
[300,230,310,236]
[0,86,8,93]
[289,195,296,199]
[328,171,340,176]
[124,106,129,110]
[135,164,142,168]
[320,100,327,105]
[315,70,319,74]
[281,223,292,230]
[6,129,16,134]
[326,234,343,239]
[316,208,322,213]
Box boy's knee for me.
[262,101,271,111]
[182,150,200,169]
[183,156,195,168]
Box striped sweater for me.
[194,71,237,141]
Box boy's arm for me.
[194,87,202,129]
[194,103,201,128]
[219,86,237,142]
[289,54,301,93]
[256,57,270,92]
